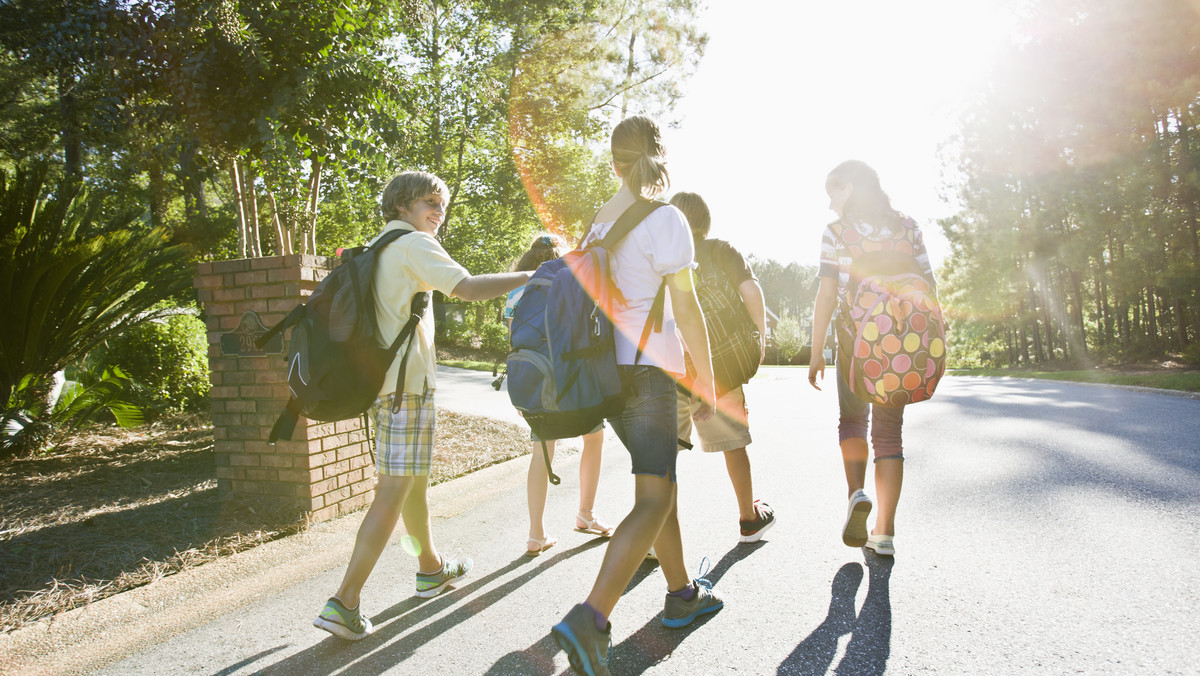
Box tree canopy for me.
[940,0,1200,366]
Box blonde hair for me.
[611,115,669,199]
[512,232,567,272]
[380,171,450,221]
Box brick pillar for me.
[194,255,376,523]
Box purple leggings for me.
[836,358,905,461]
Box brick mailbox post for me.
[194,255,374,523]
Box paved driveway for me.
[4,369,1198,674]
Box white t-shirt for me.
[584,205,695,374]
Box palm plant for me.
[0,163,192,454]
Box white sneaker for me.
[865,533,895,556]
[842,489,872,547]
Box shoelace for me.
[694,556,714,590]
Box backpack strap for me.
[389,291,431,412]
[635,279,667,365]
[592,199,670,366]
[596,199,668,250]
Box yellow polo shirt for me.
[370,220,469,396]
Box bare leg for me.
[336,475,423,608]
[585,474,686,617]
[527,439,556,545]
[872,457,903,536]
[576,430,605,514]
[722,448,756,521]
[399,476,440,573]
[841,437,869,497]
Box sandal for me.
[574,512,614,538]
[526,535,557,556]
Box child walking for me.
[807,160,937,558]
[551,116,723,676]
[313,171,533,640]
[669,192,776,544]
[504,233,613,556]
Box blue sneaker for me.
[313,597,373,640]
[552,603,612,676]
[415,555,472,598]
[662,558,724,628]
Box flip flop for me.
[574,513,614,537]
[525,535,557,556]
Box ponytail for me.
[612,115,670,199]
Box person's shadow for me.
[485,540,768,675]
[778,552,893,675]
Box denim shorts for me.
[837,358,905,461]
[609,365,680,482]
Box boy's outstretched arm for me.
[451,271,533,301]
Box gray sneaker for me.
[313,597,373,640]
[415,555,472,598]
[662,560,724,628]
[552,603,612,676]
[842,489,872,547]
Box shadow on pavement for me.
[251,538,609,676]
[482,555,663,675]
[777,552,894,676]
[611,541,767,675]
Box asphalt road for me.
[4,368,1198,675]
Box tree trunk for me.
[622,28,637,119]
[305,161,322,255]
[269,191,291,256]
[243,165,262,257]
[58,70,82,185]
[230,159,248,258]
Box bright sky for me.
[660,0,1020,271]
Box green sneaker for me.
[313,597,373,640]
[415,555,473,598]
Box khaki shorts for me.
[677,386,752,453]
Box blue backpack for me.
[506,200,668,483]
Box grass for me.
[439,358,500,373]
[946,368,1200,393]
[0,409,530,633]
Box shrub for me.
[95,313,210,414]
[774,315,804,365]
[480,321,509,356]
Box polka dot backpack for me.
[832,219,946,407]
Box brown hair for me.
[511,232,567,272]
[611,115,669,199]
[380,171,450,222]
[827,160,902,227]
[669,191,711,241]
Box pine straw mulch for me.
[0,409,530,634]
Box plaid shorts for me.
[370,385,436,476]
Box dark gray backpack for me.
[258,229,427,442]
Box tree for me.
[942,0,1200,365]
[0,163,192,418]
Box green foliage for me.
[748,256,819,321]
[0,366,141,459]
[773,315,804,365]
[0,163,193,411]
[480,322,509,355]
[92,313,211,414]
[942,0,1200,366]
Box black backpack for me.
[686,239,761,396]
[257,228,428,443]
